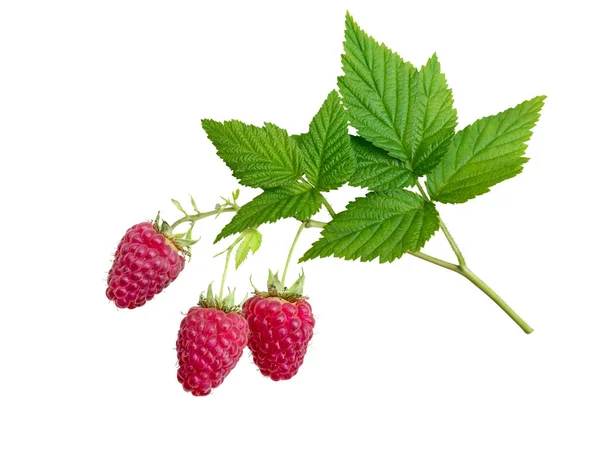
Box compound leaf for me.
[300,189,439,263]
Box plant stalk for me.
[438,219,467,268]
[218,233,245,300]
[410,251,460,272]
[281,222,306,287]
[305,219,328,228]
[415,181,466,267]
[322,197,337,218]
[307,199,533,333]
[171,206,237,231]
[458,267,534,334]
[219,246,233,301]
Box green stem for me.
[410,251,460,272]
[415,180,466,268]
[322,197,337,218]
[219,247,233,301]
[306,219,328,228]
[218,233,245,300]
[305,200,533,333]
[411,252,534,334]
[281,222,306,287]
[459,267,534,334]
[438,219,467,268]
[171,206,237,231]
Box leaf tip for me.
[200,118,214,129]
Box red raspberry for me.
[176,306,249,396]
[106,222,185,309]
[242,296,315,381]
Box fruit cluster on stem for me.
[106,12,544,398]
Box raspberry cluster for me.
[107,223,317,396]
[106,222,185,309]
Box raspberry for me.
[176,306,249,396]
[243,296,315,381]
[106,222,185,309]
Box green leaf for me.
[216,182,323,242]
[300,190,439,263]
[235,229,262,269]
[338,14,456,173]
[411,54,458,174]
[426,96,546,204]
[297,90,355,191]
[202,119,303,189]
[349,136,416,191]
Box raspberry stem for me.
[219,233,245,300]
[412,180,533,334]
[415,181,466,267]
[322,197,337,218]
[307,194,534,334]
[219,246,233,301]
[170,206,238,232]
[281,222,306,288]
[459,267,533,334]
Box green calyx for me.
[253,270,306,302]
[152,212,199,257]
[197,283,241,314]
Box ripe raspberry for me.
[176,306,249,396]
[243,296,315,381]
[106,222,185,309]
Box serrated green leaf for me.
[300,190,439,263]
[338,14,415,163]
[338,14,456,173]
[297,90,355,191]
[235,229,262,269]
[216,182,323,242]
[411,54,458,174]
[349,136,416,191]
[202,119,303,189]
[426,96,546,204]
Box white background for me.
[1,1,598,448]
